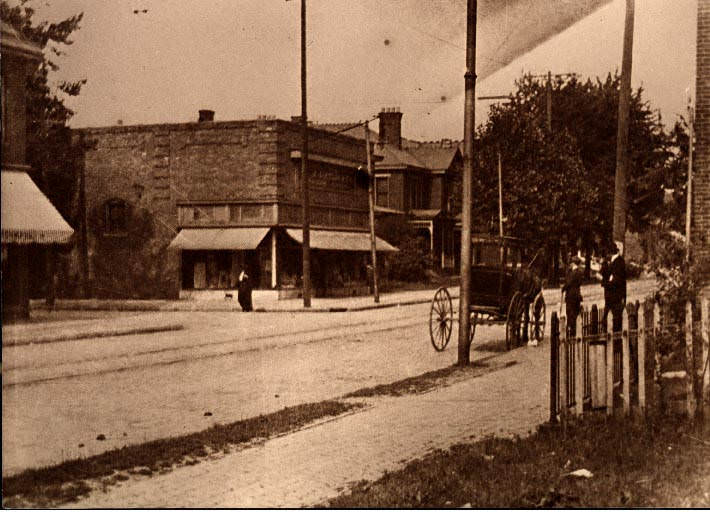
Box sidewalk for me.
[12,279,656,346]
[9,288,457,346]
[69,343,549,508]
[29,286,459,314]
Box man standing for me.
[605,241,626,332]
[561,266,583,336]
[238,269,253,312]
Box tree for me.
[1,0,85,299]
[473,76,594,282]
[471,72,675,280]
[1,0,85,218]
[376,215,430,283]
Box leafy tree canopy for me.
[472,72,681,263]
[1,0,85,221]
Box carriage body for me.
[469,235,523,317]
[429,235,546,351]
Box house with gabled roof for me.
[318,108,462,270]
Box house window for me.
[105,199,127,234]
[375,176,389,207]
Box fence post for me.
[622,305,631,415]
[550,312,559,423]
[559,315,568,418]
[575,312,584,416]
[591,305,606,408]
[653,301,662,413]
[606,312,614,414]
[686,300,696,418]
[702,293,709,411]
[638,302,646,415]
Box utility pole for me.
[477,95,510,244]
[546,71,552,132]
[686,94,695,261]
[498,150,504,238]
[612,0,635,248]
[365,122,379,303]
[530,70,575,284]
[458,0,477,366]
[528,71,576,133]
[300,0,312,307]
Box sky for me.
[26,0,697,141]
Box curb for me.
[3,324,185,347]
[29,293,460,314]
[256,295,459,313]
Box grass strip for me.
[3,400,361,507]
[323,413,710,508]
[343,359,508,398]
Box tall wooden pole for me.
[300,0,312,307]
[365,122,380,303]
[498,150,503,238]
[686,96,694,261]
[546,71,552,132]
[458,0,477,365]
[612,0,635,247]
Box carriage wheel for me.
[470,312,478,344]
[505,292,524,350]
[529,292,546,342]
[429,287,453,351]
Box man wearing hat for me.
[602,241,626,332]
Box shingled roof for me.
[407,144,459,171]
[314,121,460,173]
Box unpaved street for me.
[2,279,655,477]
[3,304,460,475]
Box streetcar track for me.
[2,312,427,373]
[3,316,429,388]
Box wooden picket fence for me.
[549,294,710,420]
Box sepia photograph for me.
[1,0,708,507]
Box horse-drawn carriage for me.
[429,234,546,351]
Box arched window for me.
[104,199,128,234]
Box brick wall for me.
[695,1,710,288]
[81,126,182,298]
[76,118,371,298]
[171,121,271,201]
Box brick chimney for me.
[378,107,402,148]
[198,109,215,122]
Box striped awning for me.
[1,171,74,244]
[286,229,398,252]
[169,227,270,250]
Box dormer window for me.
[105,199,127,234]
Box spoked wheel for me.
[529,292,546,343]
[429,287,453,351]
[505,292,525,350]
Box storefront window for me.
[182,250,260,290]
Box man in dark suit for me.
[605,241,626,332]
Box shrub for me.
[376,215,431,282]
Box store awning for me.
[169,227,270,250]
[286,229,398,252]
[1,171,74,244]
